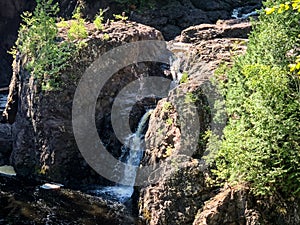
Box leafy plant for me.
[184,92,197,104]
[103,33,110,41]
[213,0,300,196]
[12,0,76,90]
[68,7,88,40]
[163,145,174,158]
[166,117,173,126]
[162,101,173,112]
[56,18,69,28]
[113,12,128,21]
[179,71,189,84]
[94,8,106,30]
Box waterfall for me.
[119,109,153,186]
[0,94,7,113]
[89,110,153,202]
[231,7,258,19]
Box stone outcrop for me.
[0,0,261,89]
[193,185,300,225]
[137,19,250,225]
[0,174,135,225]
[138,18,300,225]
[178,19,252,43]
[131,0,261,40]
[138,160,215,225]
[8,21,164,185]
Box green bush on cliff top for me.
[11,0,76,90]
[214,0,300,196]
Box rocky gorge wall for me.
[1,0,300,224]
[6,21,165,186]
[0,0,261,87]
[137,19,300,225]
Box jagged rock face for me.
[131,0,261,40]
[193,185,300,225]
[178,19,252,43]
[9,21,164,185]
[138,160,214,225]
[138,20,250,225]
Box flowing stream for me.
[231,7,259,19]
[90,110,153,202]
[0,93,7,113]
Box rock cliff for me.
[0,0,261,86]
[137,18,300,225]
[8,21,164,185]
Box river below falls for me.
[0,175,137,225]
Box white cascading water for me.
[91,110,153,202]
[231,7,258,19]
[0,94,7,113]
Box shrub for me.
[68,7,88,40]
[214,0,300,196]
[12,0,76,90]
[94,9,106,30]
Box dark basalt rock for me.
[0,174,135,225]
[0,124,12,166]
[130,0,261,40]
[137,18,250,225]
[8,21,164,186]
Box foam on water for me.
[90,110,153,202]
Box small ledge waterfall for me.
[0,93,7,113]
[90,110,153,202]
[231,7,259,19]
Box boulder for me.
[193,185,300,225]
[138,160,215,225]
[130,0,261,40]
[9,21,164,185]
[179,19,252,43]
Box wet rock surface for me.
[0,175,135,225]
